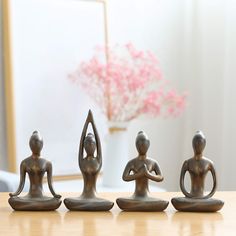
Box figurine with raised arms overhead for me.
[64,110,114,211]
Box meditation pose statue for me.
[64,110,114,211]
[116,131,169,211]
[171,131,224,212]
[8,131,62,211]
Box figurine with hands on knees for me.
[8,131,61,211]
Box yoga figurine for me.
[116,131,169,211]
[64,110,114,211]
[171,131,224,212]
[8,131,62,211]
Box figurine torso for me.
[25,157,47,176]
[80,156,101,175]
[188,157,211,177]
[187,157,212,197]
[130,157,156,174]
[23,157,48,197]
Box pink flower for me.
[69,43,186,121]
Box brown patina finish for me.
[64,110,114,211]
[171,131,224,212]
[8,131,61,211]
[116,131,169,211]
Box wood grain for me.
[0,192,235,235]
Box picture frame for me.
[3,0,108,178]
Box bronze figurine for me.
[8,131,62,211]
[64,110,114,211]
[171,131,224,212]
[116,131,169,211]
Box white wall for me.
[1,0,236,191]
[9,0,107,176]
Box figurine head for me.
[84,133,96,156]
[136,131,150,155]
[192,131,206,155]
[29,131,43,155]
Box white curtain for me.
[181,0,236,190]
[107,0,236,190]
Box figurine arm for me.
[47,162,61,199]
[79,112,90,166]
[203,163,217,199]
[9,162,26,197]
[145,162,164,182]
[180,161,193,198]
[122,162,145,181]
[89,110,102,163]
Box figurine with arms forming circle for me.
[171,131,224,212]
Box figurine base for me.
[64,197,114,211]
[171,197,224,212]
[116,196,169,212]
[8,196,62,211]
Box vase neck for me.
[108,121,128,134]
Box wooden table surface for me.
[0,192,235,236]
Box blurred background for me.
[0,0,235,192]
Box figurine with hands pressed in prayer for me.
[64,110,114,211]
[8,131,61,211]
[171,131,224,212]
[116,131,169,211]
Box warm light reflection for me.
[171,212,224,236]
[64,211,114,236]
[117,211,168,236]
[8,211,61,236]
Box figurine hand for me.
[156,175,164,181]
[88,110,94,121]
[54,194,62,199]
[139,164,149,176]
[9,193,15,197]
[143,164,150,174]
